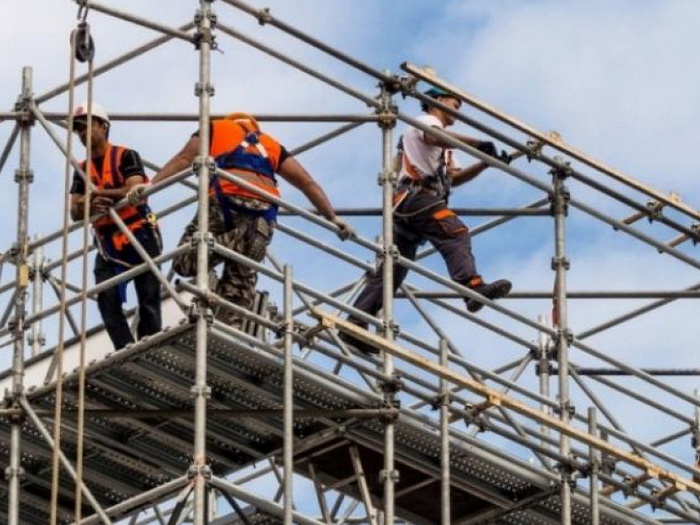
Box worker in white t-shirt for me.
[341,87,516,354]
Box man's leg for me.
[417,200,511,313]
[133,228,162,339]
[94,255,134,350]
[172,199,228,278]
[340,221,418,355]
[217,214,273,328]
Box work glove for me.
[475,141,498,158]
[126,182,150,205]
[332,217,355,241]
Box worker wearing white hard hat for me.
[68,101,163,350]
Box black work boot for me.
[466,279,512,313]
[338,318,380,355]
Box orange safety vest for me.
[209,119,282,203]
[82,144,156,265]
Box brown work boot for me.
[338,318,380,355]
[466,279,512,313]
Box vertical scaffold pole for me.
[588,407,600,525]
[29,240,45,357]
[537,314,552,450]
[7,65,34,525]
[283,264,294,525]
[192,2,215,524]
[378,79,398,524]
[551,161,572,524]
[439,338,451,525]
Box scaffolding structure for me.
[2,1,700,524]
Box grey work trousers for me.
[351,190,479,318]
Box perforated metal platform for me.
[0,322,641,524]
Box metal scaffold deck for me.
[2,1,700,524]
[0,321,640,524]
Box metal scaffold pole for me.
[551,161,573,524]
[7,65,33,525]
[192,1,215,523]
[283,264,294,524]
[28,241,45,357]
[378,80,398,524]
[439,338,451,525]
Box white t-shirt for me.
[400,114,460,179]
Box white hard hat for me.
[73,101,110,124]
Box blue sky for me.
[2,0,700,520]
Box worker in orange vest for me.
[70,101,162,350]
[128,112,353,327]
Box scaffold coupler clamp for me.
[691,223,700,246]
[375,104,398,130]
[554,399,576,419]
[380,372,404,396]
[645,199,664,223]
[379,468,400,484]
[381,74,403,96]
[555,456,578,488]
[193,8,218,51]
[187,462,213,481]
[463,401,488,432]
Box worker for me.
[127,112,353,328]
[69,101,162,350]
[340,87,513,354]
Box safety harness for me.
[393,135,453,215]
[86,144,160,268]
[210,122,280,227]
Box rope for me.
[74,43,96,525]
[49,23,80,525]
[50,4,97,522]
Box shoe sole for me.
[467,281,512,313]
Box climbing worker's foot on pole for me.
[466,279,512,313]
[338,318,380,355]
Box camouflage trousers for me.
[173,198,274,325]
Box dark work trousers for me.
[352,190,479,318]
[94,227,162,350]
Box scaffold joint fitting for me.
[554,400,576,418]
[194,81,215,97]
[13,100,35,125]
[188,298,214,325]
[187,464,212,480]
[14,168,34,184]
[380,373,404,396]
[381,75,403,95]
[550,256,570,271]
[463,402,488,432]
[645,200,664,222]
[256,7,272,26]
[534,361,553,375]
[376,110,397,130]
[378,468,400,483]
[377,169,397,184]
[385,244,400,260]
[4,466,25,481]
[690,223,700,246]
[549,157,572,178]
[191,232,215,251]
[190,385,211,399]
[430,393,448,410]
